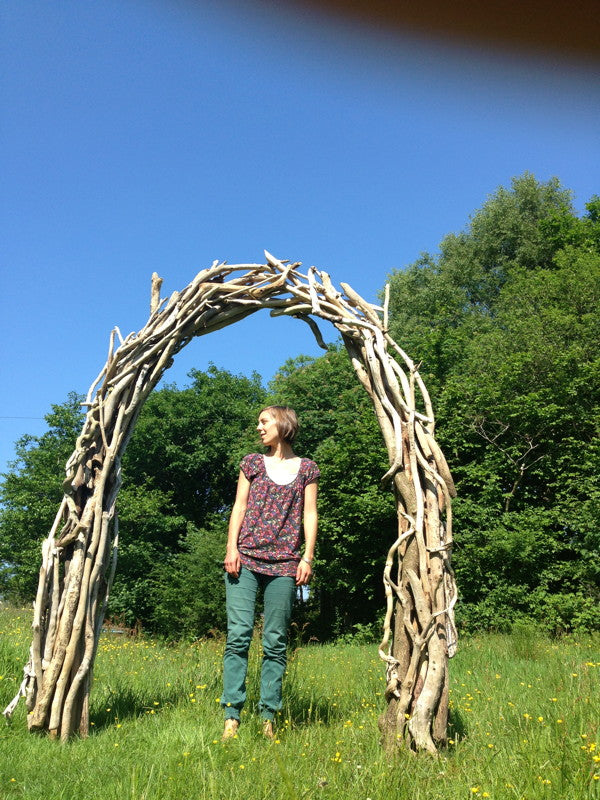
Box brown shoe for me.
[262,719,274,740]
[222,718,239,740]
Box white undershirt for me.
[263,455,301,485]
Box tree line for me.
[1,174,598,639]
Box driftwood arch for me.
[4,253,457,752]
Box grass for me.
[0,604,598,799]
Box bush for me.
[150,521,228,640]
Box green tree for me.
[150,517,228,640]
[4,179,598,638]
[123,365,265,527]
[0,394,84,600]
[270,347,395,637]
[109,365,267,630]
[385,173,575,391]
[386,176,600,633]
[0,367,267,635]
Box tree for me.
[150,518,229,640]
[0,394,84,601]
[4,177,598,640]
[101,365,267,630]
[386,176,600,633]
[443,240,600,632]
[270,348,395,637]
[0,367,266,633]
[385,174,576,391]
[123,365,265,526]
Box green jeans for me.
[222,567,295,721]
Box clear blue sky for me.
[1,0,599,476]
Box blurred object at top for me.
[293,0,600,61]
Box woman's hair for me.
[261,405,299,444]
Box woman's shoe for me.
[262,719,275,740]
[222,718,239,740]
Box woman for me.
[221,405,319,740]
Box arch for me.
[4,253,457,752]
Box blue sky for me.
[1,0,599,476]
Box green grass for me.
[0,604,598,799]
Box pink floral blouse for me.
[237,453,320,577]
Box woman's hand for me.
[224,547,241,578]
[295,559,312,586]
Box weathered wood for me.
[4,254,457,750]
[150,272,163,314]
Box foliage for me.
[386,175,600,633]
[269,347,396,636]
[104,484,189,629]
[123,365,265,527]
[0,393,84,601]
[149,518,229,640]
[108,365,266,631]
[0,368,265,633]
[1,174,599,638]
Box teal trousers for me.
[222,567,295,721]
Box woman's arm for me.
[296,480,318,586]
[224,470,251,578]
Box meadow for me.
[0,605,598,800]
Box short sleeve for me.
[240,453,262,480]
[303,459,320,486]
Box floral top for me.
[237,453,320,577]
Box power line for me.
[0,416,45,420]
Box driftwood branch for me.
[5,254,457,752]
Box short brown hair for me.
[260,406,299,444]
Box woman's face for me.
[257,410,280,448]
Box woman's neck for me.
[267,442,296,461]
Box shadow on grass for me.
[89,676,341,734]
[265,687,342,729]
[447,707,468,744]
[89,684,192,732]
